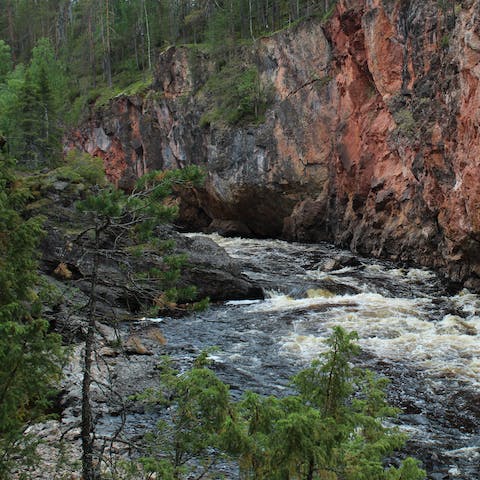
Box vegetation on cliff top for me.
[0,0,336,81]
[0,0,338,144]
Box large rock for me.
[174,234,263,300]
[34,181,263,327]
[70,0,480,290]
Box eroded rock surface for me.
[71,0,480,290]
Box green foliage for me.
[0,64,25,142]
[320,2,338,23]
[0,0,340,120]
[29,38,68,114]
[200,60,271,128]
[0,154,65,478]
[14,151,105,214]
[132,353,231,479]
[393,108,417,137]
[0,40,12,83]
[77,165,205,479]
[192,296,210,312]
[72,72,153,119]
[77,165,206,313]
[131,328,426,480]
[441,34,450,49]
[0,37,66,168]
[230,327,424,480]
[121,75,154,97]
[19,42,66,166]
[293,328,359,415]
[55,150,107,186]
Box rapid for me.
[123,234,479,479]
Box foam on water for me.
[256,289,480,386]
[225,299,262,306]
[147,234,480,477]
[445,446,480,460]
[194,234,480,390]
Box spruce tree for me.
[133,328,426,480]
[9,37,65,168]
[17,71,45,167]
[229,327,426,480]
[0,153,64,478]
[0,40,11,83]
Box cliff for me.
[70,0,480,290]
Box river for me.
[100,234,480,479]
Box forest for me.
[0,0,336,166]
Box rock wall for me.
[70,0,480,290]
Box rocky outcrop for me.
[41,222,263,321]
[71,0,480,290]
[26,174,262,340]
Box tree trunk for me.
[249,0,254,40]
[81,228,100,480]
[143,0,152,70]
[102,0,112,88]
[88,7,97,89]
[6,0,16,63]
[307,458,315,480]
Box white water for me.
[248,290,480,386]
[208,234,480,386]
[187,234,480,479]
[159,234,480,478]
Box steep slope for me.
[70,0,480,290]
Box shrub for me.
[55,150,106,185]
[393,108,417,137]
[199,59,272,128]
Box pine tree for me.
[75,165,205,480]
[0,153,64,478]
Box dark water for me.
[107,234,480,479]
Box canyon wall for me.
[70,0,480,290]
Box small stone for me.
[401,413,429,426]
[99,346,118,357]
[147,328,167,345]
[320,258,341,272]
[97,322,119,344]
[53,262,73,280]
[448,466,461,477]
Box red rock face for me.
[69,0,480,290]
